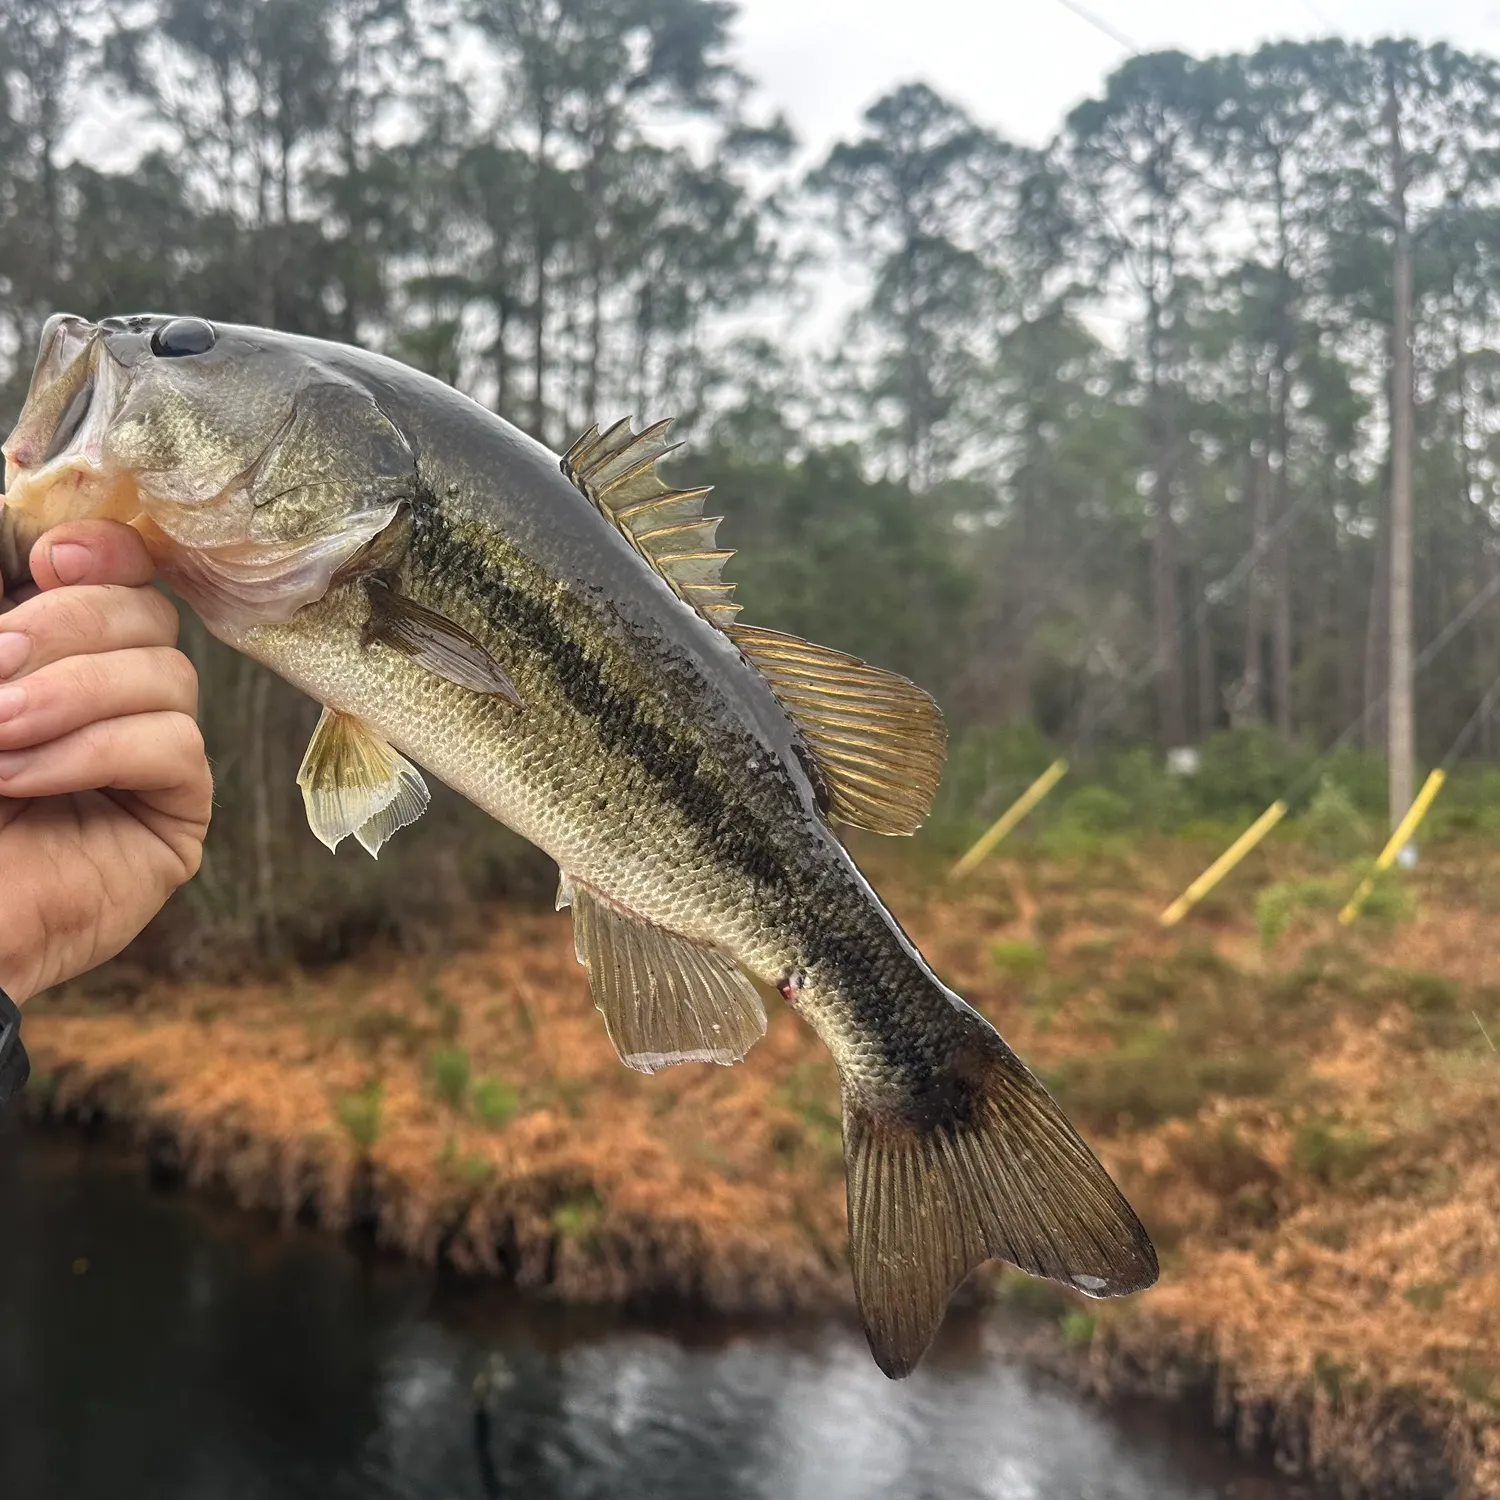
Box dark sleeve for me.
[0,987,29,1116]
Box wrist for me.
[0,938,37,1006]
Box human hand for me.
[0,520,212,1002]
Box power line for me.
[1282,568,1500,806]
[1076,485,1321,751]
[1442,666,1500,770]
[1297,0,1335,31]
[1050,0,1138,53]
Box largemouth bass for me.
[1,313,1156,1375]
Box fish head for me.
[2,313,416,628]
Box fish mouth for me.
[1,316,142,544]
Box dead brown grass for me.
[20,831,1500,1497]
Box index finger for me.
[28,520,157,592]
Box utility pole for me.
[1386,73,1416,831]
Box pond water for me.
[0,1121,1318,1500]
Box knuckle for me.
[46,588,112,647]
[167,649,200,708]
[69,651,115,706]
[169,712,207,764]
[141,586,181,644]
[178,841,206,882]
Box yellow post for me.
[1159,800,1289,927]
[1338,767,1446,925]
[948,759,1069,881]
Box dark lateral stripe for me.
[409,498,787,891]
[412,493,942,1092]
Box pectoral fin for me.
[564,879,766,1073]
[364,581,521,702]
[296,707,431,858]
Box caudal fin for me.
[843,1011,1157,1379]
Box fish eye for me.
[150,318,216,358]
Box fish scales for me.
[1,313,1158,1378]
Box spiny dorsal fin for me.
[725,624,947,836]
[561,418,741,628]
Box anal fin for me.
[565,880,766,1073]
[297,707,431,858]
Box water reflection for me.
[0,1125,1304,1500]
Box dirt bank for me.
[18,832,1499,1498]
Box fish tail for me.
[841,999,1157,1379]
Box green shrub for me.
[1293,1117,1382,1187]
[1196,1049,1286,1098]
[1403,1282,1449,1312]
[1054,1028,1207,1129]
[937,722,1058,823]
[1057,1015,1283,1132]
[1427,765,1500,839]
[1298,778,1373,863]
[1356,869,1413,927]
[335,1085,383,1152]
[1104,746,1192,832]
[995,1274,1072,1318]
[551,1189,605,1243]
[428,1046,471,1108]
[1055,784,1132,834]
[1060,1310,1097,1346]
[1456,1364,1499,1409]
[1315,747,1389,822]
[1111,959,1174,1014]
[1256,877,1340,948]
[991,938,1046,981]
[473,1075,519,1126]
[1177,1122,1278,1197]
[1190,726,1305,821]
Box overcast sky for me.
[732,0,1500,155]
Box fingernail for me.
[0,632,30,679]
[0,684,25,723]
[49,542,91,585]
[0,747,31,780]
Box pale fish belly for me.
[228,605,795,980]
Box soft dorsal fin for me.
[725,624,947,837]
[561,418,741,628]
[560,420,946,834]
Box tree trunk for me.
[493,295,512,417]
[1195,562,1216,739]
[1146,282,1186,749]
[1151,480,1186,747]
[532,240,548,442]
[530,111,553,444]
[1337,508,1359,734]
[1363,517,1390,752]
[1386,77,1416,829]
[1271,460,1294,740]
[1235,449,1268,728]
